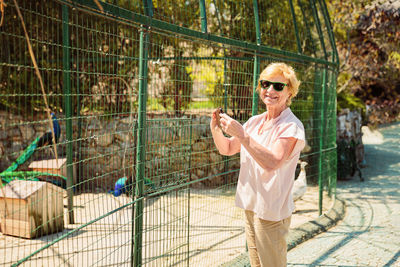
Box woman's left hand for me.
[219,113,245,140]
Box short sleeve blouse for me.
[235,108,305,221]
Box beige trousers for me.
[245,210,291,267]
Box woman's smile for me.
[264,94,279,101]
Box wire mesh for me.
[0,0,338,266]
[208,0,257,42]
[258,0,299,52]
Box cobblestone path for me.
[287,122,400,267]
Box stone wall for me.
[0,112,240,191]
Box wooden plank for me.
[28,158,67,170]
[0,180,44,199]
[0,198,28,221]
[41,186,50,236]
[1,218,32,238]
[28,193,42,238]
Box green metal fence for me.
[0,0,338,266]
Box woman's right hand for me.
[210,108,222,132]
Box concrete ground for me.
[0,180,329,266]
[5,120,398,266]
[288,122,400,266]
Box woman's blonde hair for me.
[256,62,301,106]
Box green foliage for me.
[291,95,314,122]
[188,57,224,98]
[388,52,400,70]
[326,0,374,42]
[289,65,316,123]
[337,91,365,113]
[188,99,214,110]
[327,0,400,118]
[158,57,193,116]
[0,0,61,113]
[337,71,351,87]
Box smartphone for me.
[216,107,224,128]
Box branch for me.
[337,75,353,94]
[13,0,58,162]
[0,0,6,27]
[93,0,103,12]
[340,29,352,70]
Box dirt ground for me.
[0,185,331,266]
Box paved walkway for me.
[288,122,400,267]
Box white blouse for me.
[235,108,306,221]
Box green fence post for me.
[223,59,228,112]
[311,68,321,213]
[249,0,261,253]
[133,1,152,265]
[332,70,338,197]
[199,0,207,33]
[289,0,302,54]
[327,70,337,198]
[133,25,150,267]
[310,0,327,60]
[76,57,82,185]
[252,0,261,116]
[310,0,327,215]
[143,0,154,17]
[318,0,339,64]
[222,56,229,184]
[131,120,138,267]
[252,56,260,116]
[62,4,74,224]
[218,0,228,182]
[297,0,317,56]
[318,68,327,215]
[253,0,261,46]
[187,118,193,266]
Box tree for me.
[326,0,400,120]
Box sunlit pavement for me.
[288,122,400,267]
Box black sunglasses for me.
[260,80,287,92]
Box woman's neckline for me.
[265,106,289,121]
[258,108,290,135]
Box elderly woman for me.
[210,62,305,267]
